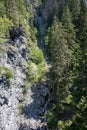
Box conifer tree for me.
[68,0,81,21]
[4,0,19,25]
[61,5,76,50]
[47,17,72,129]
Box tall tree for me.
[47,17,72,129]
[61,5,76,50]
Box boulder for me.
[9,26,24,41]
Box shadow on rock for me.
[19,83,49,130]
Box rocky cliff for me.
[0,36,28,130]
[0,0,53,129]
[0,16,51,130]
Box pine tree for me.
[53,0,58,16]
[4,0,19,25]
[68,0,81,21]
[61,5,76,50]
[0,1,5,16]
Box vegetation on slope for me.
[45,0,87,129]
[0,0,87,129]
[0,0,47,90]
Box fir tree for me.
[61,5,76,50]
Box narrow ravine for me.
[19,13,51,130]
[37,14,51,67]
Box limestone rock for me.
[0,36,27,130]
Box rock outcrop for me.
[0,34,50,130]
[19,81,50,130]
[9,26,24,41]
[0,36,28,130]
[0,1,51,129]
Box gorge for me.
[0,0,87,130]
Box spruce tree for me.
[61,5,76,50]
[68,0,81,21]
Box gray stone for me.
[0,35,27,130]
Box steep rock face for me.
[0,1,52,129]
[0,36,28,130]
[0,35,50,130]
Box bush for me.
[58,120,65,130]
[0,16,13,37]
[4,67,14,78]
[47,103,57,130]
[0,66,14,87]
[27,62,39,82]
[30,47,45,64]
[27,59,46,83]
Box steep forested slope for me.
[0,0,87,130]
[44,0,87,130]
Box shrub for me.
[27,60,46,83]
[30,47,45,64]
[27,61,38,82]
[0,16,13,37]
[47,103,57,130]
[4,67,14,79]
[0,66,14,87]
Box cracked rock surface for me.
[0,37,27,130]
[0,35,50,130]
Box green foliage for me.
[0,0,35,38]
[1,0,87,129]
[69,0,81,21]
[0,66,14,87]
[23,82,31,95]
[0,1,5,16]
[4,67,14,79]
[26,40,47,84]
[27,61,38,82]
[47,103,57,129]
[0,66,13,78]
[0,39,7,58]
[45,1,87,130]
[18,103,23,114]
[58,120,65,130]
[27,60,46,83]
[61,5,76,50]
[0,16,13,37]
[30,47,45,64]
[47,16,71,77]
